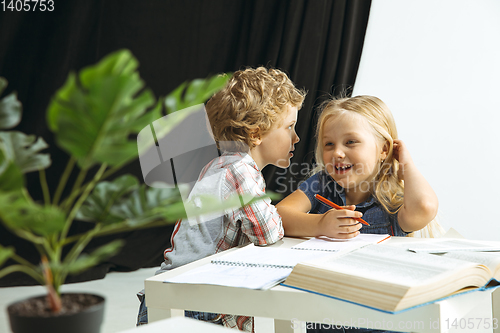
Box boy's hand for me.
[392,139,415,181]
[318,205,363,239]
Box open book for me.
[283,244,500,313]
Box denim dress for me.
[298,171,407,333]
[298,171,407,237]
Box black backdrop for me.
[0,0,371,285]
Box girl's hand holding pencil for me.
[315,194,367,239]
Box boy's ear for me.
[251,129,262,146]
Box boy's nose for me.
[293,131,300,144]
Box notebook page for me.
[291,234,390,252]
[211,244,330,267]
[164,244,331,289]
[165,262,294,289]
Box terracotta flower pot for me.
[7,293,105,333]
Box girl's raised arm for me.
[393,139,439,232]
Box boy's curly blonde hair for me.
[206,67,306,150]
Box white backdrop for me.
[353,0,500,240]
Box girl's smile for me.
[334,163,353,174]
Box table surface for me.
[145,236,498,333]
[119,316,233,333]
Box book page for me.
[441,251,500,278]
[308,244,479,287]
[406,238,500,253]
[291,234,390,252]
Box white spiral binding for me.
[211,260,294,269]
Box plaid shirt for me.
[161,152,284,331]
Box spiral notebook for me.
[164,235,390,290]
[164,244,331,289]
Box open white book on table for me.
[163,234,390,290]
[283,244,500,313]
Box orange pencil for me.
[314,194,370,226]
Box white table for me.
[145,237,499,333]
[119,316,234,332]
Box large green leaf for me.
[76,174,140,224]
[137,73,231,156]
[66,240,124,274]
[0,131,51,173]
[0,77,22,129]
[165,74,231,114]
[46,49,157,169]
[0,149,24,191]
[77,176,185,229]
[108,185,185,227]
[47,50,230,170]
[0,245,14,267]
[0,191,66,237]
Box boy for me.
[138,67,306,331]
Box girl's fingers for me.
[339,222,363,233]
[339,219,362,227]
[336,230,360,239]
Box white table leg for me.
[439,290,493,333]
[492,288,500,333]
[148,308,184,323]
[274,319,306,333]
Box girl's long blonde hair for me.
[313,95,403,214]
[313,95,444,237]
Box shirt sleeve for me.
[228,162,284,246]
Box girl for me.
[277,95,438,239]
[277,95,439,333]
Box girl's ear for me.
[380,140,390,161]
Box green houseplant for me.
[0,49,235,333]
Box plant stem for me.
[39,169,51,206]
[10,228,46,245]
[62,167,88,213]
[53,157,76,206]
[57,224,102,292]
[60,163,107,242]
[60,162,127,207]
[0,265,45,285]
[10,252,40,271]
[101,163,126,182]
